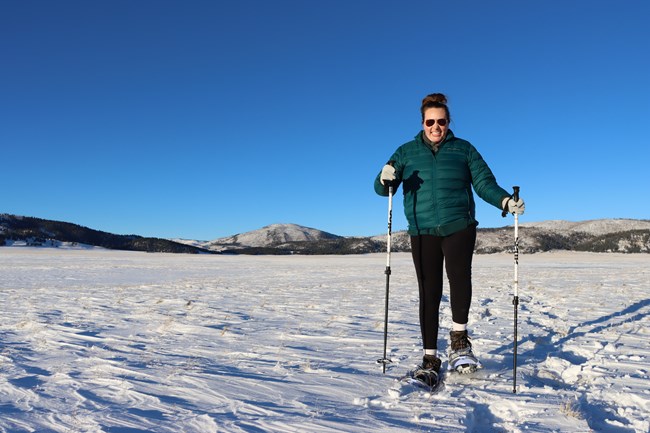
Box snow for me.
[1,248,649,432]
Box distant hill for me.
[186,219,650,255]
[474,219,650,254]
[3,214,649,254]
[187,223,358,255]
[0,214,211,254]
[205,223,342,250]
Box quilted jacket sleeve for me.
[467,144,510,210]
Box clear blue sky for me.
[2,0,649,240]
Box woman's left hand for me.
[502,197,525,215]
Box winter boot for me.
[448,330,480,373]
[421,354,442,372]
[413,354,441,387]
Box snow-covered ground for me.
[1,248,648,433]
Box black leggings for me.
[411,225,477,350]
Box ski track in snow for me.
[0,248,649,432]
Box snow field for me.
[0,248,648,432]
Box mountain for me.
[474,219,650,254]
[0,214,211,254]
[194,223,352,254]
[519,218,650,235]
[2,214,649,254]
[199,219,650,254]
[206,223,342,249]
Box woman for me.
[374,93,524,380]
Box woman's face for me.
[422,107,449,144]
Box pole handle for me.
[502,185,521,217]
[383,160,396,189]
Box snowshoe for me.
[408,354,442,390]
[412,367,441,388]
[448,331,481,374]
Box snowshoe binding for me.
[448,331,481,374]
[409,354,442,390]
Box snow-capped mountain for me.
[199,219,650,254]
[519,218,650,235]
[203,223,341,251]
[475,218,650,254]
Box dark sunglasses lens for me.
[425,119,447,127]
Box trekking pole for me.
[377,183,394,373]
[510,186,521,393]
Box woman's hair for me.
[420,93,450,122]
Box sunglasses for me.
[424,118,448,127]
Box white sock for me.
[424,349,437,357]
[452,322,468,332]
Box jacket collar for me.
[415,129,455,148]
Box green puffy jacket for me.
[374,130,510,236]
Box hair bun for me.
[420,92,451,122]
[422,93,447,106]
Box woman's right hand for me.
[380,164,396,185]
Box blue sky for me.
[2,0,649,240]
